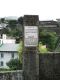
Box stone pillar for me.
[23,15,39,80]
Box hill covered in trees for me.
[0,17,23,42]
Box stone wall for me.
[1,52,60,80]
[0,70,23,80]
[39,52,60,80]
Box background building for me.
[0,34,19,68]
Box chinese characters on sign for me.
[24,26,38,47]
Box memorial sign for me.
[24,26,38,47]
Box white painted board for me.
[24,26,38,47]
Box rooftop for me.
[0,44,19,52]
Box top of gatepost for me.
[23,15,39,26]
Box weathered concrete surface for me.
[0,70,23,80]
[1,53,60,80]
[39,52,60,80]
[23,48,39,80]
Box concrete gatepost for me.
[23,15,39,80]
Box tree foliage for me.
[18,41,23,63]
[39,30,58,51]
[6,59,22,70]
[1,18,5,23]
[18,17,23,25]
[8,20,17,28]
[39,42,48,53]
[5,19,23,41]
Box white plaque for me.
[24,26,38,47]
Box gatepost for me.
[23,15,39,80]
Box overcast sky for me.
[0,0,60,20]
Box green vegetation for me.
[0,17,23,43]
[0,68,9,71]
[6,59,22,70]
[18,41,23,63]
[39,30,58,51]
[6,20,22,38]
[39,42,48,53]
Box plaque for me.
[24,26,38,47]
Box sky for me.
[0,0,60,20]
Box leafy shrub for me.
[6,59,22,70]
[39,42,48,53]
[39,30,58,51]
[18,41,23,63]
[0,68,9,71]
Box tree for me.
[6,59,22,70]
[2,28,9,34]
[18,41,23,63]
[39,30,58,51]
[18,17,23,26]
[8,20,17,29]
[1,18,5,23]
